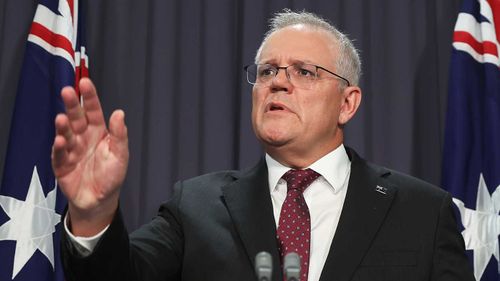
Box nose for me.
[270,68,292,93]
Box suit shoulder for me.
[359,159,447,199]
[178,160,265,191]
[180,170,239,190]
[347,146,448,198]
[160,170,240,213]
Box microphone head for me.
[283,252,301,281]
[255,251,272,281]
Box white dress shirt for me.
[67,144,351,281]
[266,144,351,281]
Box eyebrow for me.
[258,58,319,66]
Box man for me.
[53,10,474,281]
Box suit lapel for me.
[319,149,397,281]
[221,159,283,281]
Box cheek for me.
[300,96,328,119]
[251,88,264,106]
[253,87,272,110]
[251,89,265,121]
[302,96,340,127]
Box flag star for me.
[0,166,61,279]
[453,173,500,281]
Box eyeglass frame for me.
[243,63,351,88]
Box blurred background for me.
[0,0,461,230]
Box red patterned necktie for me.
[277,169,320,281]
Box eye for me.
[298,68,314,76]
[292,64,316,78]
[257,65,276,78]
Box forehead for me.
[258,25,337,67]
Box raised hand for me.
[52,78,129,236]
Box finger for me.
[108,109,129,161]
[79,78,106,127]
[61,86,88,134]
[55,113,77,151]
[52,134,70,176]
[53,114,79,177]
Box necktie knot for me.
[282,168,320,193]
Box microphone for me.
[283,252,300,281]
[255,251,273,281]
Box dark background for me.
[0,0,461,230]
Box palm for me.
[52,78,129,212]
[58,126,126,209]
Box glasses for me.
[243,63,351,89]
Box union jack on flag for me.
[442,0,500,280]
[0,0,88,280]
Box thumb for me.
[108,109,129,161]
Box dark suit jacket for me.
[61,148,475,281]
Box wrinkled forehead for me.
[256,25,338,69]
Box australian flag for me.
[442,0,500,280]
[0,0,88,280]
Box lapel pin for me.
[375,185,387,195]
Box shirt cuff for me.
[64,214,110,257]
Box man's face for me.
[251,25,356,166]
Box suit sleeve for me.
[61,182,185,281]
[431,193,475,281]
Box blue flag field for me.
[0,0,88,280]
[442,0,500,280]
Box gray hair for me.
[255,9,361,86]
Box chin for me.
[262,138,289,147]
[253,118,298,146]
[257,130,292,147]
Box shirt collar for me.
[265,144,351,193]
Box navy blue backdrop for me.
[0,0,460,230]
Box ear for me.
[338,86,362,125]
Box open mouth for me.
[270,105,284,111]
[266,102,289,113]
